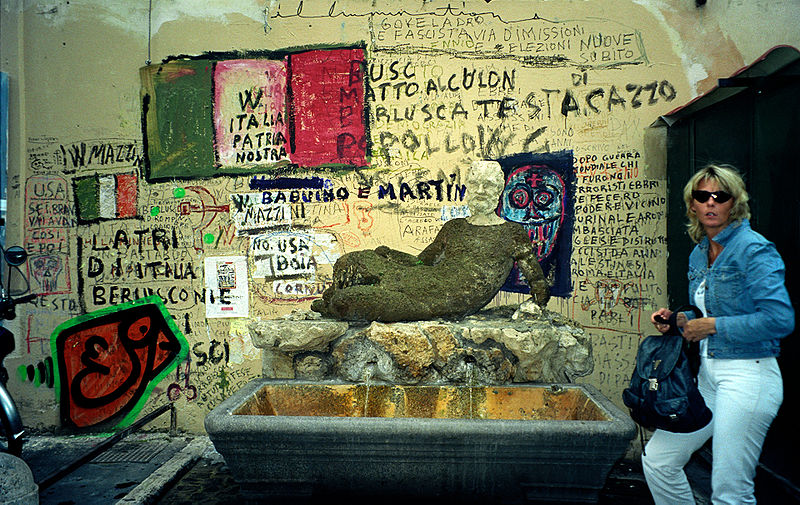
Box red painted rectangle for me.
[289,48,367,167]
[116,173,138,218]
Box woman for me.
[643,164,794,504]
[311,160,550,322]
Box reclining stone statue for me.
[311,161,551,322]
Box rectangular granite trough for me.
[205,378,636,503]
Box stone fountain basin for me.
[205,378,636,503]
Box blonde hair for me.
[684,164,751,243]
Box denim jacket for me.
[687,219,794,359]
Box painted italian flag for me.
[74,173,138,222]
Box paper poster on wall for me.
[214,59,289,167]
[229,192,292,235]
[498,150,575,297]
[250,231,340,279]
[140,59,216,181]
[289,48,367,167]
[204,256,249,318]
[141,46,368,181]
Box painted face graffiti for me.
[501,164,566,261]
[31,254,63,293]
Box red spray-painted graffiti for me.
[289,48,367,167]
[51,295,188,429]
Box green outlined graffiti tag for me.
[51,295,188,430]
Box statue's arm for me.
[375,246,420,266]
[515,244,551,307]
[416,222,450,265]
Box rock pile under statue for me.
[249,303,593,385]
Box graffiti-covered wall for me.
[2,0,799,432]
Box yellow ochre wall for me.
[1,0,798,433]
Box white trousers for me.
[641,357,783,505]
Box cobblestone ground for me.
[157,457,241,505]
[156,457,658,505]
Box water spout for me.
[464,355,476,419]
[362,361,377,417]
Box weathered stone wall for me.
[2,0,798,432]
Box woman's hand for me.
[682,317,716,342]
[651,308,672,334]
[650,309,690,333]
[651,309,715,341]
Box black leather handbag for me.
[622,305,712,433]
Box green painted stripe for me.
[74,175,100,221]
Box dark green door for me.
[665,50,800,487]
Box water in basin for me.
[232,383,610,421]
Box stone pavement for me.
[6,431,798,504]
[157,451,800,505]
[16,432,206,505]
[13,431,661,505]
[156,452,662,505]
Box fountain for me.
[205,305,635,503]
[205,378,635,503]
[204,162,636,503]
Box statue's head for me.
[500,164,565,259]
[467,160,505,217]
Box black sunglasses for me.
[692,190,732,203]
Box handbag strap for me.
[665,305,703,336]
[667,304,704,375]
